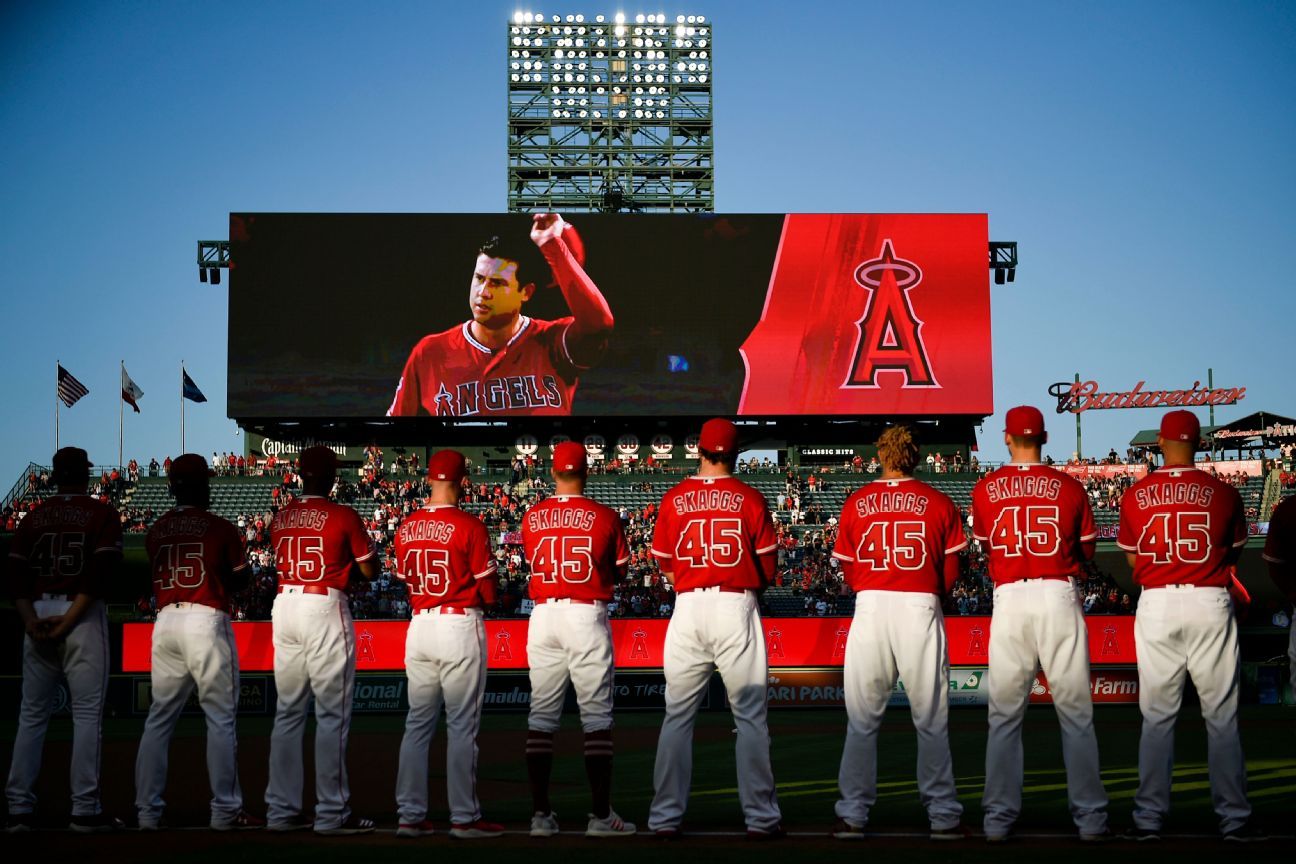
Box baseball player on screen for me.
[647,418,783,839]
[831,426,965,840]
[1117,411,1262,842]
[5,447,122,833]
[1263,495,1296,702]
[135,455,263,831]
[265,446,377,835]
[970,406,1109,842]
[387,213,613,417]
[393,449,504,839]
[522,441,635,838]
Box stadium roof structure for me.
[1208,410,1296,445]
[1128,424,1223,449]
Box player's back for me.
[835,477,966,594]
[271,495,372,590]
[522,494,628,602]
[146,506,245,611]
[971,463,1096,584]
[1117,466,1245,589]
[11,494,122,596]
[394,504,495,611]
[652,475,776,592]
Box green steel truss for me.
[507,13,713,212]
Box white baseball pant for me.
[5,599,108,818]
[1132,586,1250,833]
[527,600,615,733]
[265,587,357,831]
[836,590,961,830]
[134,602,242,826]
[982,578,1107,836]
[395,608,488,826]
[648,588,781,832]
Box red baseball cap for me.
[51,446,92,474]
[553,441,588,472]
[168,453,214,481]
[698,418,739,454]
[428,449,467,483]
[1005,405,1046,437]
[1159,410,1201,445]
[299,446,339,477]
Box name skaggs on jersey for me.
[1133,482,1215,509]
[672,488,747,515]
[433,375,563,416]
[984,474,1062,503]
[24,504,93,529]
[526,506,597,532]
[855,490,930,517]
[273,507,329,531]
[398,519,456,544]
[151,516,214,539]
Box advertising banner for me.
[1059,464,1149,481]
[763,667,1138,708]
[229,213,992,419]
[122,615,1137,673]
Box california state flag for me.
[122,365,144,413]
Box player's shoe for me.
[654,827,683,841]
[5,813,35,833]
[267,814,313,832]
[315,816,376,836]
[211,811,265,831]
[586,810,635,837]
[746,823,786,841]
[530,811,560,837]
[450,819,505,838]
[130,814,162,831]
[69,814,124,833]
[1222,823,1269,843]
[1120,827,1161,842]
[930,822,970,841]
[831,818,865,840]
[397,820,436,838]
[1079,828,1113,843]
[984,828,1013,843]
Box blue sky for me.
[2,0,1294,482]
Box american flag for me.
[57,364,89,407]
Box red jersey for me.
[146,506,247,611]
[270,495,374,591]
[388,316,581,417]
[393,504,497,611]
[651,475,777,592]
[833,477,967,594]
[522,494,629,602]
[7,494,122,598]
[971,463,1096,585]
[1117,466,1246,589]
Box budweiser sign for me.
[1048,379,1245,414]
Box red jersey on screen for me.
[270,495,373,591]
[388,316,581,417]
[1263,495,1296,566]
[146,506,247,611]
[7,494,122,598]
[737,214,992,416]
[651,475,776,592]
[971,463,1096,585]
[522,494,629,602]
[1117,466,1246,589]
[394,504,497,611]
[833,477,967,594]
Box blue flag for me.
[182,369,207,403]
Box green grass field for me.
[3,704,1294,862]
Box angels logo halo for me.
[845,239,937,388]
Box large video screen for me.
[228,213,991,418]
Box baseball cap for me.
[427,449,467,483]
[168,453,214,482]
[299,446,339,478]
[1159,410,1201,445]
[1005,405,1046,437]
[51,447,92,480]
[553,440,588,472]
[698,418,739,454]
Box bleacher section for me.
[122,476,282,523]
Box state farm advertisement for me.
[763,667,1139,707]
[122,615,1137,673]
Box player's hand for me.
[33,616,65,641]
[530,213,566,248]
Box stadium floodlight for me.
[514,11,524,23]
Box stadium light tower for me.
[507,11,714,212]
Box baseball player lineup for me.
[2,409,1279,843]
